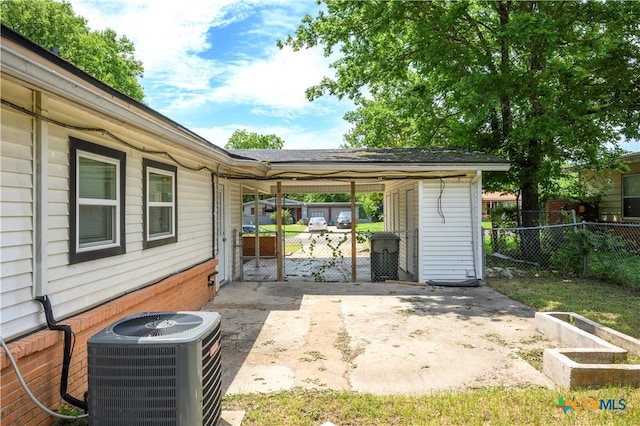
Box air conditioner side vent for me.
[201,316,222,425]
[88,311,221,425]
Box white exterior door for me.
[406,188,415,276]
[215,180,228,287]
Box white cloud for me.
[190,124,238,149]
[68,0,351,148]
[69,0,335,117]
[70,0,228,85]
[193,116,351,150]
[278,120,351,150]
[205,46,332,110]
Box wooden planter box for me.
[243,235,277,256]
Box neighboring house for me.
[303,201,361,224]
[598,152,640,222]
[1,25,509,423]
[242,197,304,224]
[242,197,361,225]
[481,191,519,220]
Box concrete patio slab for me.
[201,281,554,395]
[219,410,245,426]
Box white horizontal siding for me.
[45,138,214,321]
[1,88,218,339]
[418,178,475,281]
[0,273,32,293]
[597,160,640,222]
[0,216,31,232]
[599,168,627,221]
[0,80,36,337]
[179,171,213,257]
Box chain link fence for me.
[489,209,578,228]
[236,228,418,283]
[237,229,279,281]
[285,229,360,282]
[484,221,640,289]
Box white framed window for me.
[622,174,640,220]
[70,138,126,263]
[143,159,177,248]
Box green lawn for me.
[262,222,385,234]
[221,275,640,425]
[224,386,639,425]
[488,275,640,339]
[261,224,307,236]
[355,221,384,232]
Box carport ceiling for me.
[228,146,509,194]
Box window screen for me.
[143,159,177,248]
[70,138,126,263]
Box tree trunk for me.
[518,141,544,263]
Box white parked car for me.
[308,217,328,232]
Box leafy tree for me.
[269,208,292,225]
[225,129,285,150]
[358,193,383,222]
[302,193,350,203]
[282,1,640,227]
[1,0,144,101]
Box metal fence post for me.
[482,228,486,280]
[582,221,588,276]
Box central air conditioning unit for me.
[87,311,222,425]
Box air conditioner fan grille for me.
[113,312,203,337]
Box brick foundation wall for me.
[0,258,218,425]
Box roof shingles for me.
[228,147,508,164]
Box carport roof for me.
[230,147,509,194]
[229,146,509,166]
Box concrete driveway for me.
[201,281,554,395]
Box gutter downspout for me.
[34,92,47,297]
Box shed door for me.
[406,188,415,275]
[215,182,227,287]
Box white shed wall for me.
[418,177,478,281]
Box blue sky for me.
[68,0,639,153]
[68,0,353,149]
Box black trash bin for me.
[370,232,400,281]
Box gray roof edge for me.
[228,147,509,165]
